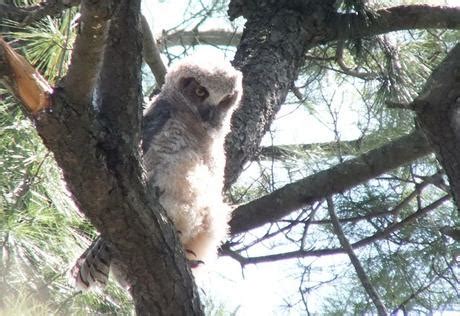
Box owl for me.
[71,55,243,289]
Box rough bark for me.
[36,93,202,315]
[1,0,204,314]
[225,0,328,188]
[223,1,460,189]
[414,43,460,210]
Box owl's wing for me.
[70,236,112,290]
[142,99,176,153]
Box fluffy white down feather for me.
[143,55,242,264]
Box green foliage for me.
[0,93,134,313]
[2,8,78,83]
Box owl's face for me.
[178,76,239,123]
[162,55,243,126]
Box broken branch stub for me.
[0,36,53,113]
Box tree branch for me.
[327,5,460,42]
[327,197,388,316]
[97,0,143,148]
[141,14,167,88]
[308,173,440,225]
[0,0,80,25]
[230,130,432,235]
[223,2,458,190]
[157,29,242,50]
[224,3,313,189]
[258,137,367,161]
[335,39,377,80]
[226,194,449,264]
[61,0,111,105]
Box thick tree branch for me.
[327,5,460,42]
[224,2,319,189]
[230,130,432,235]
[62,0,111,105]
[0,0,80,24]
[327,197,388,315]
[97,0,143,148]
[223,2,459,190]
[155,6,460,54]
[414,43,460,210]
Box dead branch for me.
[0,36,52,113]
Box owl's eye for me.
[195,86,207,97]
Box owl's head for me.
[163,55,243,125]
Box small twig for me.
[391,271,442,315]
[326,196,388,316]
[290,82,304,101]
[335,40,377,80]
[385,100,416,110]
